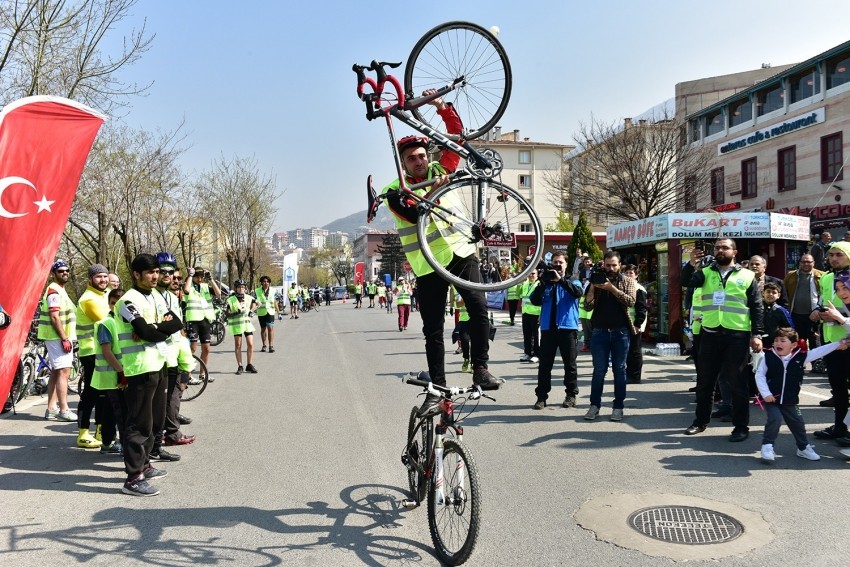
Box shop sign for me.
[770,213,810,240]
[667,212,771,238]
[606,215,668,247]
[717,108,824,155]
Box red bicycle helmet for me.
[397,135,429,155]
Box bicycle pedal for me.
[401,499,419,510]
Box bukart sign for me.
[717,108,824,155]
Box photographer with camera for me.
[583,250,636,421]
[183,266,222,376]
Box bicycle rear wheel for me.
[182,355,208,402]
[427,438,481,566]
[210,320,226,347]
[405,21,511,141]
[16,354,36,402]
[417,178,544,292]
[68,356,82,395]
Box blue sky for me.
[114,1,850,232]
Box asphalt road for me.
[1,301,847,566]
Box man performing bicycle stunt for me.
[380,90,503,417]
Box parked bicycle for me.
[402,371,494,565]
[209,298,227,347]
[354,21,543,292]
[181,354,209,402]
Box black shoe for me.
[836,435,850,447]
[533,399,546,410]
[729,429,749,442]
[687,385,698,392]
[819,398,835,407]
[685,424,706,435]
[472,368,504,390]
[236,366,244,375]
[177,414,192,425]
[245,364,258,374]
[710,407,731,419]
[150,449,181,462]
[417,393,441,418]
[260,346,267,352]
[627,378,641,384]
[813,426,845,440]
[562,395,577,408]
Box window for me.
[826,53,850,89]
[741,158,757,199]
[778,146,796,192]
[689,119,701,143]
[728,97,752,127]
[683,175,697,210]
[789,67,821,102]
[704,109,724,136]
[518,174,531,188]
[520,223,531,232]
[518,150,531,164]
[710,167,725,205]
[821,132,844,183]
[756,83,783,116]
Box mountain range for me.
[322,208,396,235]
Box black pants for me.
[790,313,820,344]
[522,313,540,357]
[122,367,167,479]
[626,332,643,382]
[155,367,182,447]
[455,321,470,359]
[693,331,751,430]
[507,299,519,323]
[825,347,850,434]
[103,389,126,447]
[417,256,489,386]
[77,355,109,430]
[535,328,578,401]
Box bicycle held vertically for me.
[353,21,544,292]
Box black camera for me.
[589,266,608,285]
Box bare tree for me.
[546,112,714,223]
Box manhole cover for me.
[627,505,743,545]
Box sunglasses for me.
[55,269,70,274]
[160,269,175,275]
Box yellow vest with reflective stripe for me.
[691,285,704,335]
[820,272,847,343]
[76,287,108,357]
[520,280,541,315]
[396,285,411,305]
[578,294,592,319]
[507,282,523,300]
[699,268,755,331]
[255,286,274,316]
[37,282,76,341]
[157,288,183,368]
[114,288,168,377]
[226,294,255,335]
[184,283,214,322]
[454,292,469,322]
[91,317,120,390]
[383,162,476,277]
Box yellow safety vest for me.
[37,282,76,341]
[396,285,411,305]
[157,288,183,368]
[820,272,847,343]
[383,162,476,277]
[114,288,169,377]
[255,286,274,316]
[184,283,215,322]
[226,294,255,335]
[699,267,755,331]
[75,287,108,357]
[691,285,704,335]
[91,317,120,390]
[520,280,541,316]
[507,282,523,300]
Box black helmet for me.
[233,279,246,287]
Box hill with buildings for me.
[322,208,396,236]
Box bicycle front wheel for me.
[406,406,429,503]
[210,320,226,347]
[182,355,208,402]
[417,179,544,292]
[405,21,511,141]
[427,438,481,566]
[17,354,36,402]
[68,356,83,395]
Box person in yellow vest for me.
[182,266,221,378]
[395,278,412,331]
[39,260,78,422]
[377,93,503,417]
[519,270,541,363]
[74,264,111,448]
[152,254,195,460]
[505,277,522,326]
[623,264,648,385]
[452,288,473,373]
[367,280,378,308]
[227,279,259,375]
[92,288,126,455]
[115,253,185,497]
[288,282,300,319]
[353,281,363,308]
[682,239,764,442]
[578,283,593,352]
[255,275,276,353]
[810,242,850,444]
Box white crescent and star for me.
[0,176,54,218]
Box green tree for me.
[545,211,575,232]
[376,233,405,280]
[567,211,601,270]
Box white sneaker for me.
[839,448,850,459]
[584,405,599,421]
[44,408,60,421]
[530,356,539,363]
[796,445,820,461]
[57,409,77,422]
[519,354,530,362]
[760,444,775,462]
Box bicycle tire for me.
[210,320,226,347]
[406,406,428,503]
[16,354,36,403]
[68,356,83,395]
[181,355,208,402]
[405,21,511,141]
[427,438,481,566]
[5,361,24,411]
[417,178,544,292]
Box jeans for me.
[536,328,578,401]
[589,328,629,409]
[693,331,751,430]
[762,403,810,449]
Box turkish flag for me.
[0,97,105,404]
[354,262,365,285]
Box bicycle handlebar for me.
[404,371,494,401]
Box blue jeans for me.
[590,328,629,409]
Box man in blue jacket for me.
[529,252,584,409]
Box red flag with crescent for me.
[0,96,105,404]
[354,262,365,285]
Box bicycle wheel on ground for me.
[405,21,511,141]
[15,354,36,403]
[427,438,481,566]
[406,406,429,503]
[182,355,209,402]
[68,356,82,395]
[210,320,226,347]
[417,178,544,292]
